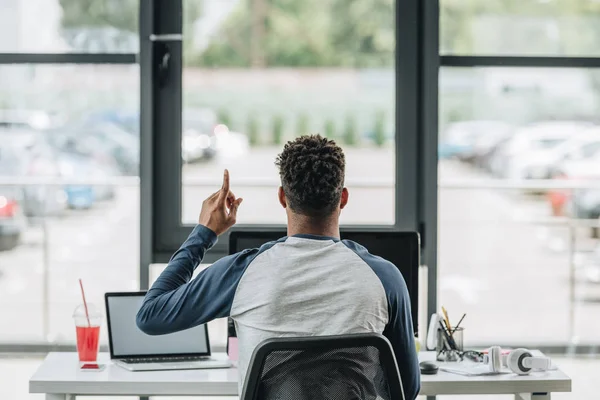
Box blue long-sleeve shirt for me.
[137,225,421,399]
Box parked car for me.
[213,125,250,159]
[0,109,65,130]
[438,120,513,162]
[0,130,68,219]
[83,108,220,164]
[182,109,219,163]
[0,185,27,252]
[507,128,600,180]
[85,110,139,135]
[57,153,120,209]
[550,146,600,222]
[489,121,593,179]
[47,121,139,176]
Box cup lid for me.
[73,303,102,319]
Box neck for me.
[286,213,340,239]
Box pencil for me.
[441,306,452,332]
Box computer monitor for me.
[228,229,419,334]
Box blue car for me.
[64,185,95,210]
[57,154,97,210]
[438,143,474,160]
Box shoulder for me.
[225,236,288,268]
[341,239,407,291]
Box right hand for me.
[198,169,243,236]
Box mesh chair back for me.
[241,333,405,400]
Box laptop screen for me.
[105,293,210,358]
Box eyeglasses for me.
[460,350,484,363]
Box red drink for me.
[76,326,100,362]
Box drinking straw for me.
[78,278,91,327]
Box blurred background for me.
[2,0,600,398]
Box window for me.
[180,0,395,226]
[0,0,139,53]
[441,0,600,56]
[0,63,138,345]
[0,0,140,358]
[151,0,423,263]
[438,65,600,345]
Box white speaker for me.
[484,347,551,375]
[482,345,503,373]
[506,348,552,375]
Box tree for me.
[247,114,260,146]
[272,114,285,145]
[58,0,203,58]
[343,114,359,146]
[324,119,336,139]
[440,0,600,55]
[373,110,386,147]
[196,0,394,67]
[217,109,233,128]
[296,113,310,136]
[59,0,138,32]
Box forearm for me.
[136,225,217,333]
[146,225,217,297]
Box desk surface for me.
[30,351,571,397]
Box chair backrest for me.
[240,333,405,400]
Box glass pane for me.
[441,0,600,56]
[0,64,139,344]
[181,0,395,225]
[0,0,139,53]
[439,67,600,346]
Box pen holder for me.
[436,327,464,362]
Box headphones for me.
[483,346,552,375]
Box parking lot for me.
[1,146,599,349]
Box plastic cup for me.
[73,303,102,363]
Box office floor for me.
[2,354,595,400]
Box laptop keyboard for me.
[121,355,208,364]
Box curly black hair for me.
[275,134,346,218]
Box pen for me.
[451,313,466,335]
[438,320,456,350]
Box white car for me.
[558,150,600,180]
[506,128,600,180]
[496,121,593,179]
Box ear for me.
[278,186,287,208]
[340,187,349,210]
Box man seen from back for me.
[136,134,420,399]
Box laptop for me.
[105,292,232,371]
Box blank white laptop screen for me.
[106,294,209,357]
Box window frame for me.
[438,1,600,351]
[146,0,426,268]
[0,1,139,353]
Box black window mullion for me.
[394,0,420,232]
[151,0,186,254]
[441,55,600,68]
[0,53,137,64]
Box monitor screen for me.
[105,293,210,358]
[229,230,419,334]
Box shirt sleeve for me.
[136,224,259,335]
[341,240,421,400]
[382,272,421,400]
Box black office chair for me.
[240,333,405,400]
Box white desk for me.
[30,351,571,400]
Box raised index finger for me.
[220,169,230,198]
